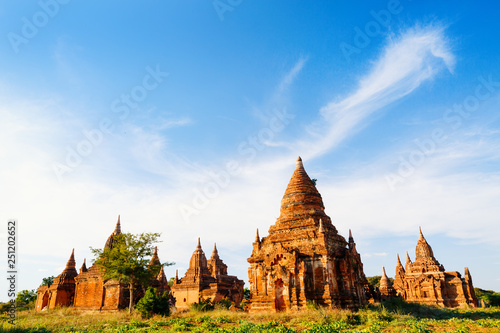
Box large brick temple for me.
[247,157,372,312]
[35,216,170,311]
[392,228,478,307]
[171,239,244,310]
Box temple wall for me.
[74,277,104,309]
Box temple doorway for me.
[41,292,49,310]
[274,278,285,311]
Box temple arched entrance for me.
[41,292,49,310]
[274,278,285,311]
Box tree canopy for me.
[40,276,55,287]
[91,232,166,314]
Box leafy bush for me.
[15,290,36,311]
[134,287,170,318]
[190,297,215,312]
[215,298,234,310]
[475,288,500,307]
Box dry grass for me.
[1,304,499,332]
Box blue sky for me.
[1,1,500,301]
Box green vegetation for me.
[475,288,500,307]
[40,276,55,287]
[135,287,171,318]
[15,289,36,311]
[1,300,499,332]
[190,297,234,312]
[366,275,394,288]
[91,232,169,314]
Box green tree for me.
[243,287,251,301]
[91,232,163,314]
[475,288,500,307]
[135,287,171,318]
[16,290,36,310]
[40,276,55,287]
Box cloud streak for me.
[299,25,455,160]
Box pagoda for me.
[247,157,371,312]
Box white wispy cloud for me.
[298,25,454,160]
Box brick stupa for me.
[247,157,371,312]
[393,228,477,307]
[171,239,244,310]
[35,216,170,311]
[35,249,78,310]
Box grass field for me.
[1,300,499,332]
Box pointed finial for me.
[66,249,76,269]
[382,266,388,278]
[255,229,260,243]
[318,219,325,233]
[196,237,202,249]
[153,246,158,256]
[418,226,424,240]
[212,243,218,254]
[396,253,402,266]
[406,251,411,263]
[115,215,121,235]
[80,258,87,273]
[349,229,353,239]
[175,269,178,279]
[296,156,303,168]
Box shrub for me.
[135,287,170,318]
[190,297,215,312]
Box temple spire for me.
[188,238,210,277]
[66,249,76,269]
[296,156,303,168]
[149,246,160,266]
[80,258,87,274]
[415,227,437,260]
[405,251,412,271]
[396,253,403,267]
[105,217,122,249]
[254,229,260,243]
[115,215,121,235]
[211,243,220,260]
[276,156,326,226]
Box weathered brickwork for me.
[35,249,78,311]
[378,267,397,300]
[247,157,372,312]
[35,216,170,311]
[393,228,478,307]
[171,239,244,310]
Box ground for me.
[1,301,499,332]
